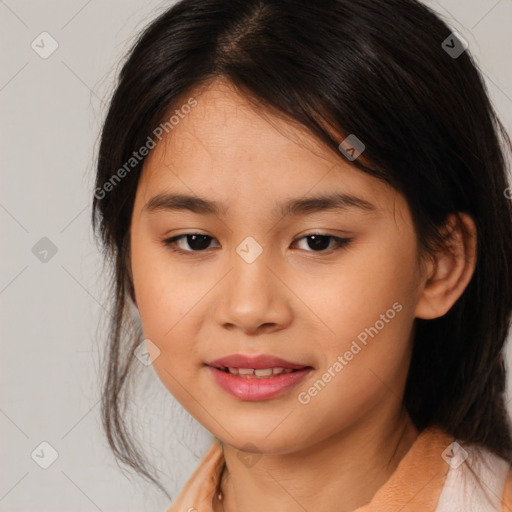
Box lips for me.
[206,354,313,400]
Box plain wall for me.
[1,1,511,510]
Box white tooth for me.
[228,367,239,375]
[272,367,284,375]
[238,368,255,376]
[283,368,294,374]
[254,368,273,377]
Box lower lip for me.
[207,366,312,401]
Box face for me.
[129,79,426,454]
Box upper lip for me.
[207,354,311,370]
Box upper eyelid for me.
[164,231,344,242]
[163,232,351,251]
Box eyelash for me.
[161,233,353,255]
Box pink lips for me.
[206,354,312,401]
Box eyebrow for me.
[143,191,377,218]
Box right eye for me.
[162,233,220,254]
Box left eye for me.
[162,233,352,254]
[292,234,352,252]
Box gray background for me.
[1,1,511,511]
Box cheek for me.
[306,234,421,350]
[296,303,415,440]
[130,235,197,337]
[131,255,204,402]
[301,236,419,405]
[130,236,212,392]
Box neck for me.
[216,405,419,512]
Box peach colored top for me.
[167,426,512,512]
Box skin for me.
[129,79,477,512]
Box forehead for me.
[135,80,400,216]
[147,80,335,172]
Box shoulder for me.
[435,441,512,512]
[166,438,224,512]
[501,466,512,512]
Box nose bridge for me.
[213,234,290,332]
[229,234,275,303]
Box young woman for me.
[91,1,512,510]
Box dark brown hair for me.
[91,0,512,498]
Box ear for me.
[414,213,477,320]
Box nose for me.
[212,245,293,335]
